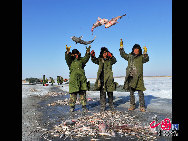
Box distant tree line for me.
[25,76,69,85]
[25,77,42,84]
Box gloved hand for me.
[120,39,123,49]
[66,45,71,53]
[107,52,112,58]
[86,45,91,54]
[143,46,147,54]
[91,50,95,57]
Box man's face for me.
[72,54,79,59]
[103,51,107,58]
[134,48,139,55]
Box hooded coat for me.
[65,51,90,94]
[91,54,117,92]
[119,48,149,91]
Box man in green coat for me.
[119,44,149,112]
[91,47,117,111]
[57,76,60,85]
[65,46,90,112]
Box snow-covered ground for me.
[22,77,172,114]
[87,77,172,114]
[86,76,172,99]
[22,84,53,98]
[22,77,172,99]
[22,76,172,140]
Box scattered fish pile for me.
[40,111,157,140]
[29,88,38,92]
[47,98,95,106]
[47,98,69,106]
[45,91,67,97]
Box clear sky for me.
[22,0,172,79]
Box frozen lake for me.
[22,76,172,114]
[22,76,172,140]
[22,76,172,99]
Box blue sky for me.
[22,0,172,79]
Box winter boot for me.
[140,107,146,112]
[70,106,75,112]
[128,104,136,111]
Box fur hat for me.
[99,47,109,58]
[131,44,142,55]
[71,49,81,58]
[72,49,80,54]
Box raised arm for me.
[107,52,117,65]
[81,46,91,65]
[65,51,72,67]
[119,48,129,61]
[110,55,117,65]
[90,50,99,65]
[81,52,90,65]
[142,54,149,63]
[91,56,99,65]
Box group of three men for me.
[65,43,149,113]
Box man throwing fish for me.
[119,41,149,112]
[65,45,90,113]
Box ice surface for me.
[87,77,172,99]
[22,77,172,99]
[22,76,172,114]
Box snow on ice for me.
[22,77,172,99]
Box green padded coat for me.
[91,55,117,92]
[119,48,149,91]
[65,51,90,94]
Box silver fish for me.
[71,36,96,45]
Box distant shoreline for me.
[22,76,172,81]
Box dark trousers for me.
[100,89,113,108]
[129,87,145,107]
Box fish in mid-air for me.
[91,17,109,34]
[105,14,126,28]
[71,35,96,45]
[91,14,126,34]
